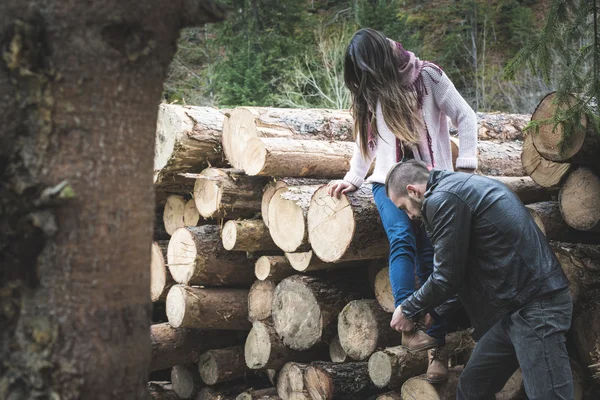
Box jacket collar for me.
[424,169,445,199]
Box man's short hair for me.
[385,160,430,199]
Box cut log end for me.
[304,367,333,400]
[560,168,600,232]
[245,321,272,369]
[338,300,392,361]
[255,256,293,281]
[183,199,200,227]
[163,195,187,235]
[194,168,225,218]
[522,133,571,188]
[151,241,173,302]
[368,350,395,388]
[374,266,395,313]
[242,137,268,176]
[221,220,238,251]
[268,188,308,253]
[248,280,276,323]
[329,335,347,363]
[166,228,197,284]
[286,251,314,272]
[165,285,187,328]
[171,365,202,399]
[277,362,310,400]
[198,355,219,386]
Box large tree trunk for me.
[0,2,225,399]
[245,319,328,370]
[277,362,311,400]
[526,202,600,244]
[303,361,374,400]
[223,107,354,170]
[530,92,600,165]
[166,285,251,330]
[368,330,475,389]
[150,323,244,372]
[307,185,388,263]
[151,241,175,302]
[243,137,353,178]
[154,104,229,188]
[198,345,248,385]
[193,167,267,219]
[167,225,255,286]
[522,133,572,187]
[559,167,600,232]
[338,300,398,361]
[272,275,367,351]
[222,219,278,252]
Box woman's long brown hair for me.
[344,28,424,157]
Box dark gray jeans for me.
[457,288,573,400]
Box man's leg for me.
[507,289,573,400]
[457,318,520,400]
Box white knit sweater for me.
[343,66,478,187]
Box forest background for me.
[163,0,555,114]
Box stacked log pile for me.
[148,102,599,399]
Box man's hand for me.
[327,180,357,199]
[390,305,415,332]
[457,168,476,174]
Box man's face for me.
[390,193,424,221]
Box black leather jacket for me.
[401,170,569,340]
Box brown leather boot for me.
[426,346,449,383]
[401,324,437,352]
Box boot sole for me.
[426,376,449,384]
[401,342,438,353]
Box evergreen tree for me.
[505,0,600,149]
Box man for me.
[385,160,573,400]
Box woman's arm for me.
[342,130,376,188]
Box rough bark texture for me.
[338,300,398,361]
[248,280,276,323]
[148,381,179,400]
[401,369,461,400]
[522,133,572,187]
[223,107,353,170]
[272,275,367,351]
[255,256,296,282]
[0,2,225,399]
[166,285,251,330]
[277,362,311,400]
[550,242,600,305]
[193,167,267,219]
[243,137,353,178]
[449,112,530,141]
[530,92,600,165]
[308,185,388,263]
[171,364,204,399]
[559,167,600,232]
[167,225,255,286]
[329,335,347,363]
[303,361,374,400]
[527,202,600,244]
[489,176,554,205]
[151,240,175,302]
[223,219,278,252]
[198,345,248,385]
[150,323,245,372]
[477,140,526,176]
[154,104,229,188]
[368,330,475,389]
[245,319,328,370]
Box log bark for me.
[151,241,175,302]
[307,185,388,263]
[368,330,475,389]
[183,198,201,227]
[272,275,367,351]
[163,195,187,235]
[171,364,204,399]
[245,319,328,370]
[223,107,353,170]
[400,368,461,400]
[223,219,279,252]
[193,168,267,219]
[150,323,245,372]
[550,242,600,305]
[154,105,229,187]
[248,280,277,323]
[255,256,297,282]
[284,250,365,272]
[527,202,600,244]
[522,133,572,187]
[559,167,600,232]
[155,174,197,207]
[490,176,554,205]
[243,137,353,178]
[448,112,530,142]
[338,300,398,361]
[167,225,255,286]
[372,266,395,313]
[476,140,526,176]
[198,345,248,385]
[329,335,348,363]
[530,92,600,165]
[166,285,251,330]
[303,361,374,400]
[236,388,280,400]
[277,362,311,400]
[148,382,179,400]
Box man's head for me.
[385,160,431,221]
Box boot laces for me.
[414,321,427,332]
[430,348,443,364]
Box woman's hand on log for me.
[390,305,415,332]
[327,180,357,199]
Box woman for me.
[327,28,477,383]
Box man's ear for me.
[406,184,419,200]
